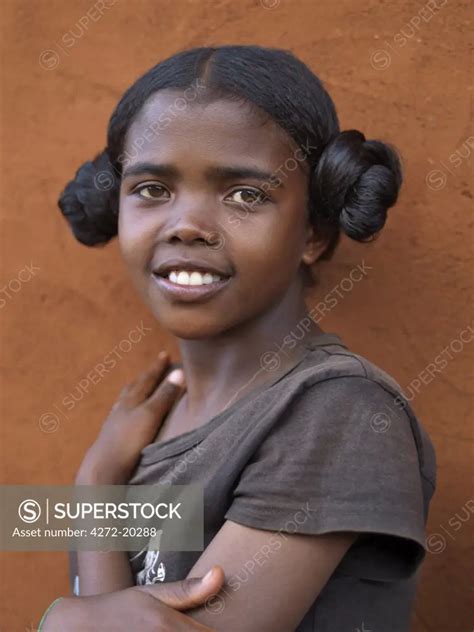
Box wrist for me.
[76,444,129,485]
[75,464,127,486]
[40,597,84,632]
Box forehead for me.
[122,90,301,171]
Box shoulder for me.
[276,341,410,432]
[289,338,407,396]
[273,341,437,493]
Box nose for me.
[166,224,211,246]
[162,196,220,246]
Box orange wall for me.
[1,1,472,630]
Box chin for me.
[153,312,233,341]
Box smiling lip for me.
[154,257,233,278]
[151,273,232,303]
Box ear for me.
[301,224,327,266]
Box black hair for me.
[58,44,403,266]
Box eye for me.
[133,184,170,200]
[226,187,270,207]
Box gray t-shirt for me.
[70,332,437,631]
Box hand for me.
[42,566,225,632]
[75,352,185,485]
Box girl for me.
[43,45,436,631]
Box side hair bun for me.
[311,129,403,241]
[58,150,119,247]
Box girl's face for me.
[118,91,320,339]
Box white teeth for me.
[189,272,204,285]
[202,273,215,284]
[176,271,190,285]
[167,270,223,286]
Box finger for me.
[120,352,171,407]
[136,566,225,611]
[142,368,186,417]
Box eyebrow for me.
[121,162,283,187]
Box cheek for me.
[117,210,154,279]
[238,208,306,268]
[232,215,305,291]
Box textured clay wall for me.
[0,1,472,630]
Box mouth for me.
[151,269,232,303]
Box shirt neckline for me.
[138,332,346,465]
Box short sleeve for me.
[224,375,429,581]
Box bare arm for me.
[41,568,226,631]
[138,520,358,631]
[74,470,135,595]
[72,352,185,595]
[76,550,134,595]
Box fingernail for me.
[203,568,214,583]
[167,369,184,385]
[158,351,168,359]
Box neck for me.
[175,282,323,417]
